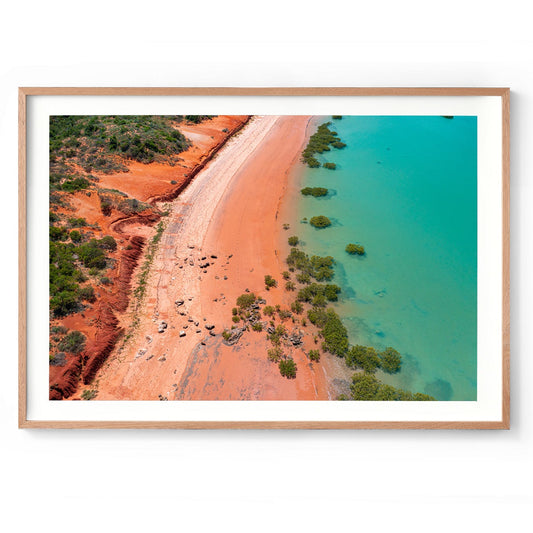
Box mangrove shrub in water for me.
[346,243,365,255]
[309,216,332,228]
[301,187,328,197]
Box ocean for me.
[289,115,477,400]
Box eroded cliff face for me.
[48,116,250,400]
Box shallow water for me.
[291,115,477,400]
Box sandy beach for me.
[93,115,332,400]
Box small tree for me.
[309,216,332,228]
[291,301,303,314]
[58,330,86,354]
[279,358,297,379]
[263,305,275,317]
[346,243,365,255]
[268,346,283,362]
[308,349,320,362]
[288,236,299,246]
[285,281,296,292]
[380,347,402,374]
[264,275,277,289]
[236,293,256,308]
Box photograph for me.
[47,112,478,403]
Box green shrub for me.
[184,115,213,124]
[279,358,297,379]
[291,301,303,314]
[98,235,117,251]
[263,305,275,317]
[232,307,238,315]
[78,285,95,302]
[297,283,341,304]
[350,373,434,401]
[268,346,283,362]
[50,290,79,317]
[346,243,365,255]
[70,230,82,243]
[320,309,349,356]
[332,116,342,120]
[323,162,336,170]
[68,217,87,227]
[77,240,107,269]
[296,272,311,284]
[309,216,331,228]
[301,121,345,168]
[285,281,296,291]
[308,349,320,362]
[288,236,299,246]
[332,141,346,149]
[81,389,98,400]
[278,309,292,320]
[264,275,277,289]
[232,315,240,323]
[236,293,256,308]
[346,345,381,374]
[252,322,263,332]
[301,187,328,197]
[50,226,69,241]
[379,347,402,374]
[100,276,112,285]
[268,324,287,346]
[282,271,290,280]
[57,331,86,354]
[61,177,90,192]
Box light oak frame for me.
[18,87,510,429]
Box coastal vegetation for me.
[50,115,190,173]
[288,236,299,246]
[280,240,433,400]
[301,187,328,197]
[323,162,336,170]
[264,275,277,289]
[332,116,342,120]
[301,121,346,168]
[345,243,365,255]
[183,115,214,124]
[133,221,165,306]
[309,215,332,228]
[308,349,320,362]
[349,373,434,401]
[279,358,297,379]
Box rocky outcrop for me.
[222,327,245,346]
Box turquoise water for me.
[294,116,477,400]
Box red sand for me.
[180,116,330,400]
[50,116,249,400]
[91,116,335,401]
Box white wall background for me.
[0,1,530,531]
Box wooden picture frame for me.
[19,87,510,429]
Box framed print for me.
[19,87,510,428]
